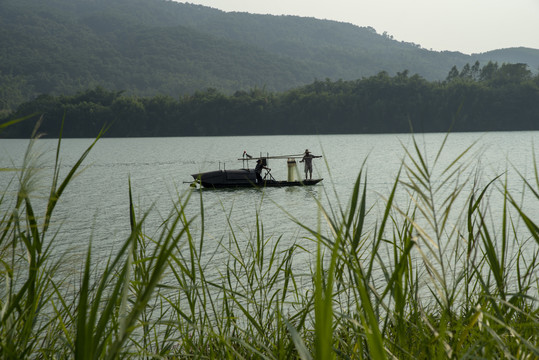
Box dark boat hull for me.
[191,169,322,188]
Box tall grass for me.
[1,119,538,358]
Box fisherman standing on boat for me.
[300,149,321,180]
[255,159,269,184]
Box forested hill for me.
[1,0,539,114]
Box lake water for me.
[1,132,539,280]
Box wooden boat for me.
[191,151,323,189]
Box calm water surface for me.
[1,132,539,277]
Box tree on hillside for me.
[479,61,499,82]
[490,63,532,85]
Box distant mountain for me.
[1,0,538,111]
[476,47,539,70]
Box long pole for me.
[237,153,318,161]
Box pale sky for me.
[177,0,539,54]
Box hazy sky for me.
[177,0,539,54]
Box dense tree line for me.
[2,62,539,138]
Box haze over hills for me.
[1,0,538,111]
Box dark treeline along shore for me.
[2,61,539,138]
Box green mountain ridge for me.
[1,0,538,112]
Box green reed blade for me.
[74,241,92,359]
[284,316,312,360]
[0,113,37,131]
[42,123,107,237]
[353,266,388,360]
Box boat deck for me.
[197,178,322,188]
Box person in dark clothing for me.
[255,159,268,184]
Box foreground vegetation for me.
[3,61,539,138]
[1,121,538,358]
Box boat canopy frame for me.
[239,151,313,169]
